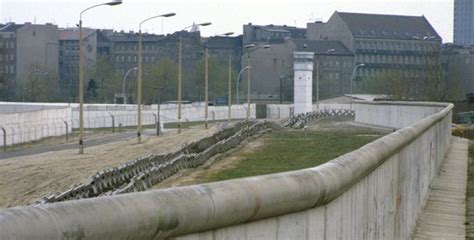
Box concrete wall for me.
[0,101,453,239]
[354,101,446,129]
[71,104,255,129]
[0,107,72,146]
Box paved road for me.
[0,130,164,160]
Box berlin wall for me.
[0,101,452,239]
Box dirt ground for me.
[153,133,267,189]
[0,125,219,208]
[152,118,391,190]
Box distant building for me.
[0,22,59,99]
[204,35,242,73]
[58,28,113,101]
[307,12,442,86]
[454,0,474,46]
[243,38,354,102]
[243,23,306,45]
[441,44,474,98]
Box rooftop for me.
[291,39,353,55]
[335,11,441,41]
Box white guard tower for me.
[293,51,314,115]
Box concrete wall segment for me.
[0,102,454,239]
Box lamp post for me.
[178,22,211,133]
[315,49,336,110]
[279,74,285,104]
[245,44,271,120]
[78,0,122,154]
[137,13,175,143]
[122,67,137,104]
[204,32,233,128]
[236,66,250,105]
[350,63,365,109]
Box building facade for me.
[454,0,474,46]
[0,22,59,100]
[441,44,474,99]
[308,12,442,90]
[243,23,306,45]
[242,38,354,102]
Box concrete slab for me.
[412,137,468,240]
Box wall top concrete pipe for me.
[0,102,453,239]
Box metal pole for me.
[247,53,251,120]
[63,121,69,142]
[280,75,283,104]
[204,46,209,129]
[228,53,232,122]
[78,19,84,154]
[1,127,6,152]
[122,68,136,104]
[236,67,249,106]
[137,30,143,143]
[178,35,182,133]
[157,90,161,136]
[316,60,320,110]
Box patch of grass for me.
[207,130,381,182]
[469,144,474,159]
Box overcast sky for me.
[1,0,454,42]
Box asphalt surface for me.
[0,130,162,160]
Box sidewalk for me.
[412,137,468,239]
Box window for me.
[10,66,14,74]
[10,54,14,61]
[133,56,137,62]
[127,56,131,62]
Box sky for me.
[1,0,455,42]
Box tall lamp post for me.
[245,44,271,120]
[122,67,137,104]
[350,63,365,109]
[236,66,250,105]
[204,32,233,128]
[178,22,211,133]
[78,0,122,154]
[137,13,176,143]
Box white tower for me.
[293,52,314,115]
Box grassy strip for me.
[207,130,381,182]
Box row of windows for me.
[0,54,14,61]
[115,44,160,51]
[355,40,438,52]
[356,54,439,65]
[115,55,156,63]
[4,66,15,74]
[358,68,429,78]
[1,41,15,49]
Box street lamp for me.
[350,63,365,109]
[122,67,137,104]
[204,32,233,128]
[178,22,212,133]
[245,44,271,120]
[78,0,122,154]
[236,66,250,105]
[315,48,337,110]
[137,12,176,143]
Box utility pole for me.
[228,53,232,122]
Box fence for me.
[0,107,72,148]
